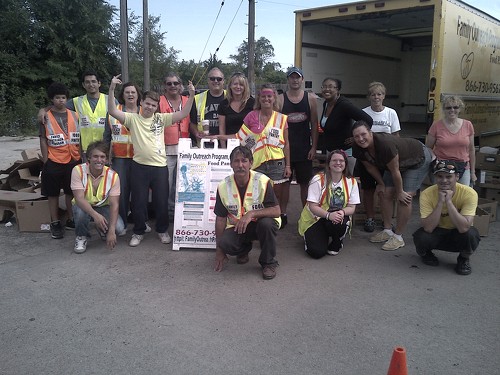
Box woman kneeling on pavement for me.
[298,149,360,258]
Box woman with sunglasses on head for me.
[425,95,476,186]
[352,120,433,251]
[212,84,291,213]
[217,73,255,147]
[298,150,360,258]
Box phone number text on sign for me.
[465,80,500,93]
[174,229,216,245]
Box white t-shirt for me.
[363,106,401,134]
[307,174,360,210]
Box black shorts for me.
[289,160,313,185]
[353,159,382,190]
[41,159,79,197]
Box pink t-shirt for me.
[242,110,289,134]
[428,119,474,165]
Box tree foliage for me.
[0,0,119,135]
[0,1,287,135]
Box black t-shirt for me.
[189,91,225,135]
[282,92,312,161]
[217,97,255,135]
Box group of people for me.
[37,66,480,280]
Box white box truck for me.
[294,0,500,146]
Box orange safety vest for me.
[45,109,81,163]
[159,95,190,145]
[108,104,134,158]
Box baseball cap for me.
[287,67,303,77]
[433,160,457,174]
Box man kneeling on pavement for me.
[71,141,125,253]
[214,146,281,280]
[413,160,480,275]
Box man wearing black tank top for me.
[277,67,319,228]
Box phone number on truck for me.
[465,80,500,94]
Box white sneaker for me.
[74,236,87,254]
[145,223,152,233]
[158,232,171,244]
[129,234,144,247]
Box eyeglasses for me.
[166,81,180,86]
[445,106,460,110]
[321,85,338,90]
[209,77,224,82]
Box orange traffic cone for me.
[387,346,408,375]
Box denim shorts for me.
[254,158,287,184]
[383,144,432,193]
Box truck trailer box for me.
[294,0,500,146]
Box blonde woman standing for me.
[426,96,476,186]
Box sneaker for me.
[65,219,75,230]
[236,253,249,264]
[364,218,375,233]
[129,234,143,247]
[262,264,277,280]
[455,256,471,275]
[370,230,392,243]
[280,214,288,229]
[327,240,344,256]
[145,223,152,233]
[50,221,64,239]
[381,236,405,251]
[74,236,87,254]
[158,232,171,244]
[421,251,439,266]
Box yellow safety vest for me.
[298,173,355,236]
[218,170,281,229]
[237,111,287,169]
[73,163,118,207]
[194,89,227,132]
[45,109,81,163]
[74,93,108,151]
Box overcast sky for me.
[108,0,500,69]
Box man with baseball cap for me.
[412,160,480,275]
[277,66,318,228]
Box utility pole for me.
[119,0,129,82]
[248,0,256,96]
[143,0,150,90]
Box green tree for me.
[0,0,119,135]
[127,13,179,89]
[229,37,278,79]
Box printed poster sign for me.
[172,138,239,250]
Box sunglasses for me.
[166,81,180,86]
[209,77,224,82]
[445,106,460,110]
[435,161,456,171]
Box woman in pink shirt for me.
[426,96,476,186]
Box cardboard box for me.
[478,170,500,186]
[477,198,498,222]
[473,207,490,237]
[476,152,500,172]
[15,200,51,232]
[483,188,500,202]
[21,148,42,161]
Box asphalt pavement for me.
[1,181,499,374]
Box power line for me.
[191,1,226,85]
[214,0,245,58]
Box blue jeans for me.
[111,157,133,224]
[131,161,169,235]
[73,204,125,237]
